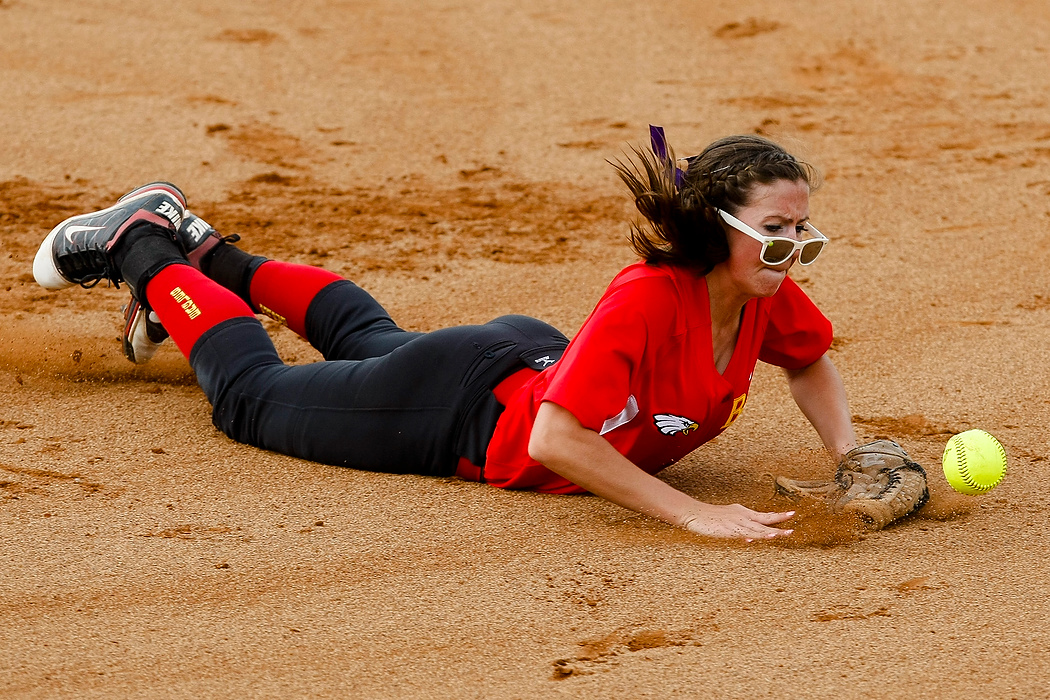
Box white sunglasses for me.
[718,209,828,266]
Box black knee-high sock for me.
[200,243,268,309]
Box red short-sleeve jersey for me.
[482,262,832,493]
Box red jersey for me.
[481,262,833,494]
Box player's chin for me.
[752,267,789,296]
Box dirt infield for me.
[2,1,1050,697]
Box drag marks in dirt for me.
[206,174,624,273]
[812,606,890,622]
[204,122,316,171]
[811,574,942,623]
[558,119,631,151]
[187,94,237,107]
[138,523,250,542]
[0,460,103,501]
[0,417,126,502]
[212,28,280,45]
[1027,178,1050,196]
[555,140,606,151]
[713,18,783,40]
[551,627,706,680]
[1015,293,1050,311]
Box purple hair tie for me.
[649,124,686,188]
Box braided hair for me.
[612,130,817,274]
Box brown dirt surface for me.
[2,1,1050,697]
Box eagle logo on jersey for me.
[653,413,700,436]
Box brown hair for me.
[612,133,817,273]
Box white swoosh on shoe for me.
[63,224,104,242]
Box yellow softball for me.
[941,429,1007,495]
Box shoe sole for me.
[33,182,187,291]
[122,296,169,364]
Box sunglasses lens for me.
[762,240,795,265]
[799,240,825,265]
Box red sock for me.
[248,261,342,339]
[146,264,255,358]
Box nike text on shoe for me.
[122,296,170,364]
[176,212,238,270]
[33,182,186,290]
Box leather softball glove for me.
[773,439,930,530]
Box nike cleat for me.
[176,211,239,270]
[119,210,236,364]
[33,182,186,290]
[122,296,170,364]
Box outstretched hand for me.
[679,503,795,541]
[528,404,798,542]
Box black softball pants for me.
[188,280,568,476]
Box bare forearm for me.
[528,402,794,539]
[784,354,857,462]
[530,411,703,526]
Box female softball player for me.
[33,127,858,541]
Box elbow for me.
[527,421,554,465]
[528,402,574,465]
[784,352,830,381]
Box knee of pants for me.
[189,317,284,409]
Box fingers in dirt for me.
[752,509,795,525]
